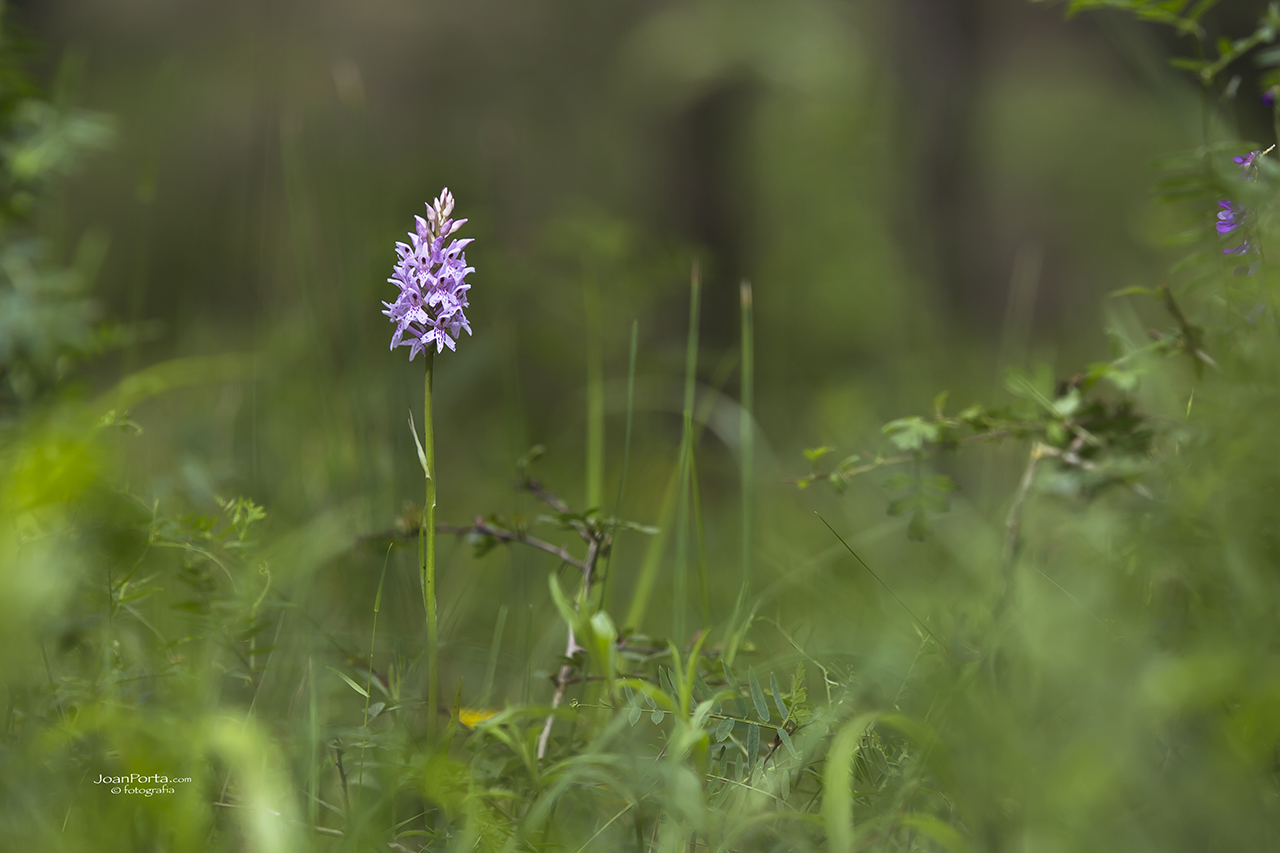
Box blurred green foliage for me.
[6,0,1280,851]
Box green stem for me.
[422,351,438,742]
[739,281,754,587]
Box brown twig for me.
[999,441,1048,611]
[332,744,350,817]
[362,520,587,572]
[521,477,572,516]
[438,519,587,571]
[1160,283,1219,371]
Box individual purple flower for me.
[1233,151,1262,172]
[382,188,474,359]
[1217,199,1246,236]
[1265,88,1277,108]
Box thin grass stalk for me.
[739,281,754,587]
[674,264,701,643]
[690,445,710,622]
[308,655,318,827]
[585,276,606,510]
[623,468,679,631]
[481,604,508,705]
[626,341,732,632]
[421,351,438,743]
[356,545,391,814]
[600,321,639,615]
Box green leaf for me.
[722,661,746,717]
[769,672,788,720]
[1110,285,1160,299]
[547,574,580,636]
[887,496,915,517]
[899,813,972,853]
[823,713,879,853]
[328,666,369,698]
[1052,389,1081,418]
[693,667,715,703]
[407,411,431,480]
[882,473,916,492]
[925,475,958,493]
[716,717,734,742]
[920,492,951,513]
[651,709,666,724]
[803,446,835,464]
[748,668,771,722]
[746,723,761,765]
[628,706,642,726]
[907,508,930,542]
[777,726,799,759]
[659,666,677,701]
[1255,44,1280,66]
[883,416,939,452]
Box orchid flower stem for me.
[421,350,438,743]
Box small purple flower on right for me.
[1218,151,1264,263]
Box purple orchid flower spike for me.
[382,188,475,358]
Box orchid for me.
[382,189,474,358]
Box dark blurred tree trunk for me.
[890,0,986,326]
[662,77,758,349]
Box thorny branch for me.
[788,430,1013,487]
[436,520,586,571]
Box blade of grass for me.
[481,604,508,705]
[308,655,318,827]
[674,263,701,644]
[600,320,638,616]
[585,274,605,511]
[816,513,940,647]
[625,330,734,633]
[690,444,711,623]
[356,544,392,814]
[740,281,755,586]
[623,466,679,632]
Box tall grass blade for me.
[601,320,638,615]
[623,468,678,631]
[481,604,508,705]
[673,263,701,644]
[584,275,605,510]
[690,444,711,623]
[740,281,755,586]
